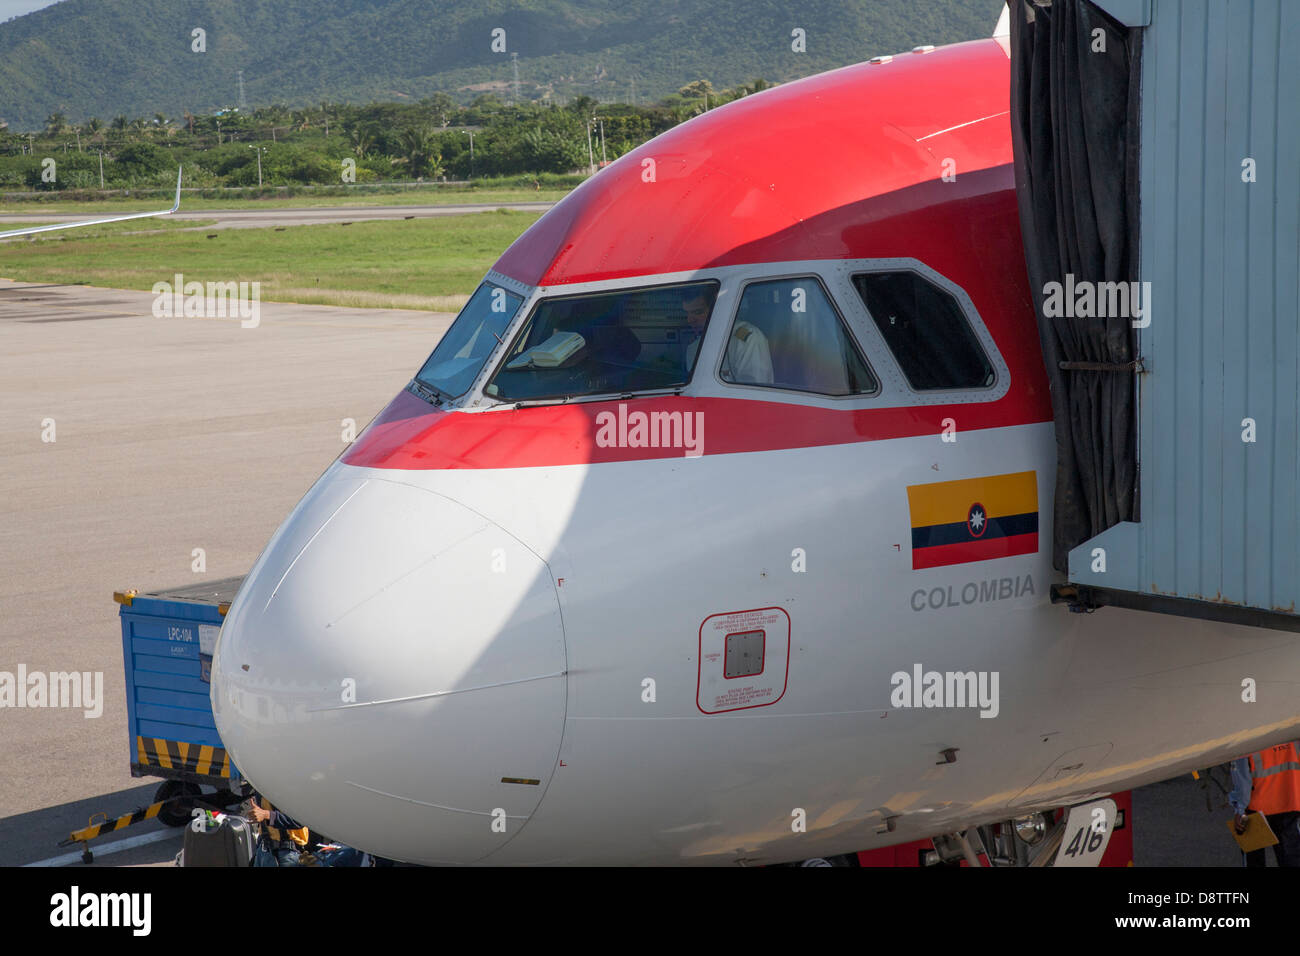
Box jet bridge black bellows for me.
[1009,0,1142,573]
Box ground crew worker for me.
[1229,740,1300,867]
[248,795,309,867]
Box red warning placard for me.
[697,607,790,714]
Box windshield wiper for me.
[409,379,449,407]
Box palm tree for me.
[568,95,597,117]
[349,127,375,159]
[396,125,439,179]
[44,112,67,137]
[677,80,714,114]
[259,104,289,140]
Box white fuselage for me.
[213,402,1300,864]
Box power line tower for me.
[511,52,520,105]
[237,70,248,111]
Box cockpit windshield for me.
[485,280,720,402]
[414,282,524,400]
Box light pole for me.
[599,118,606,166]
[249,145,266,186]
[463,130,474,180]
[586,119,594,176]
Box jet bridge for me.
[1008,0,1300,629]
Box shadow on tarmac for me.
[0,781,229,867]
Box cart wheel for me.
[155,780,202,827]
[208,789,239,810]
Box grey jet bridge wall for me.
[1059,0,1300,628]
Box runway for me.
[0,280,1253,867]
[0,201,556,232]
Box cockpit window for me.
[414,282,524,400]
[724,277,878,396]
[852,271,994,391]
[485,280,720,402]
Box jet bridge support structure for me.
[1011,0,1300,630]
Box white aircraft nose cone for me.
[212,474,567,864]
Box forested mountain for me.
[0,0,1004,131]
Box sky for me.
[0,0,59,24]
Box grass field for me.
[0,184,572,215]
[0,209,541,311]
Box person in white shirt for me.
[682,288,773,385]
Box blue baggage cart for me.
[114,577,247,827]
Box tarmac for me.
[0,279,452,865]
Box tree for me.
[677,80,714,99]
[676,80,715,114]
[44,112,67,137]
[318,101,337,135]
[467,93,507,122]
[396,125,440,179]
[521,126,585,173]
[349,127,375,158]
[257,104,290,136]
[568,95,597,117]
[421,92,456,127]
[113,141,171,180]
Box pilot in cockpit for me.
[682,287,773,384]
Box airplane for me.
[0,166,182,240]
[199,12,1300,866]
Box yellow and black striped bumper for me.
[135,736,231,779]
[63,803,164,845]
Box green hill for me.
[0,0,1005,131]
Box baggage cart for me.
[114,577,247,826]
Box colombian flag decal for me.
[907,471,1039,570]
